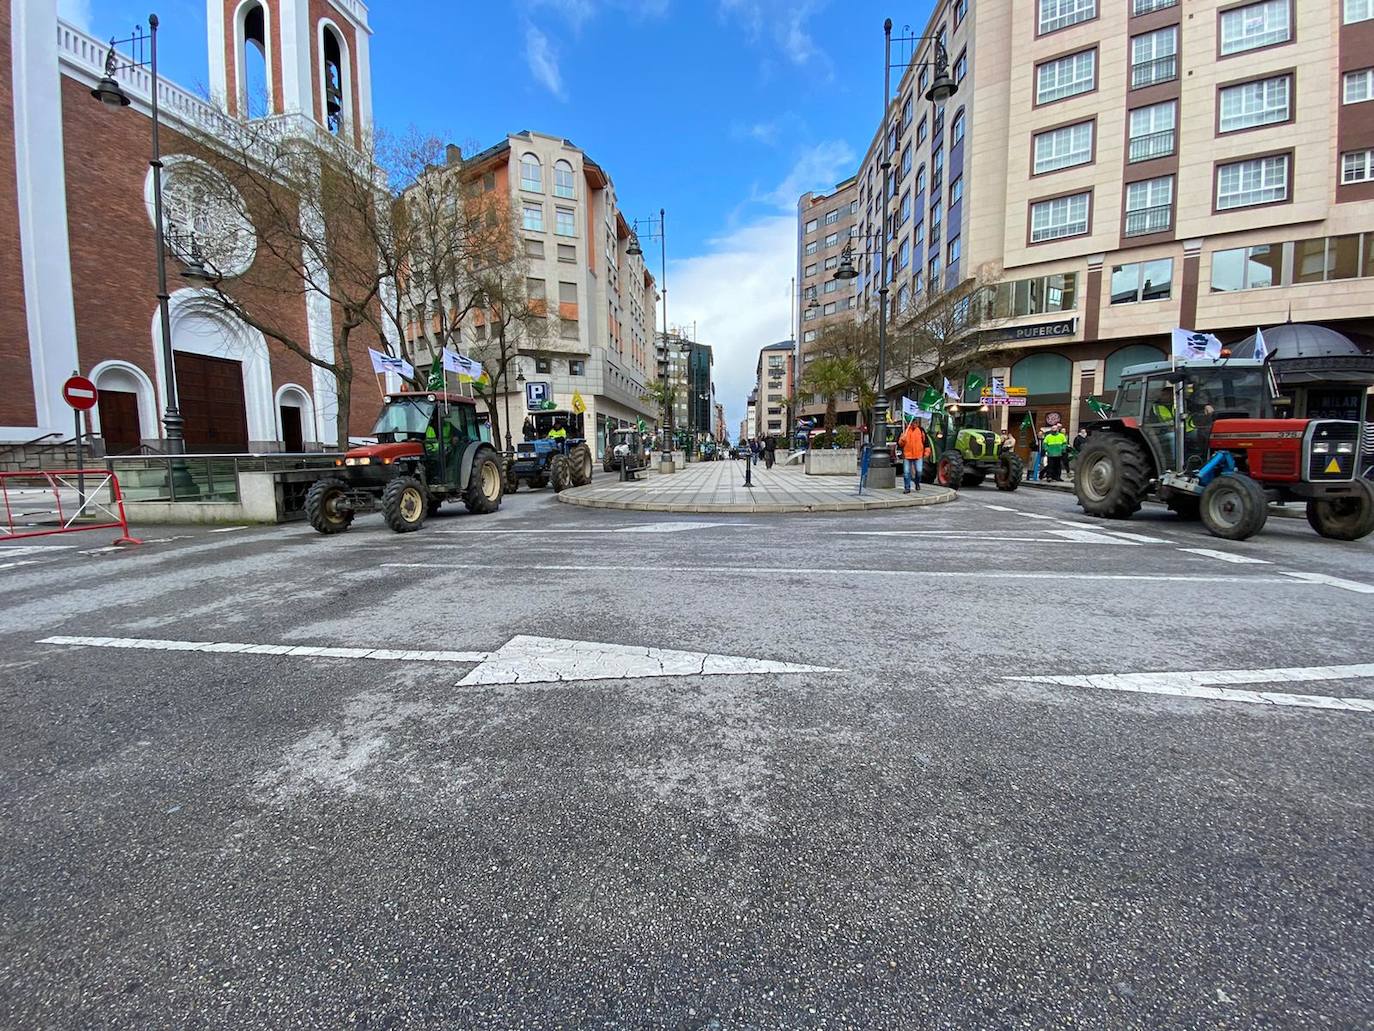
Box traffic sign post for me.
[62,374,98,509]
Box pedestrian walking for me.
[1043,425,1068,481]
[1069,427,1088,477]
[764,435,776,469]
[1030,431,1045,481]
[897,418,930,493]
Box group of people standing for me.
[738,436,777,469]
[1026,423,1088,482]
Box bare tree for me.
[889,263,1012,403]
[466,259,551,448]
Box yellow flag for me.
[571,391,586,415]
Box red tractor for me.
[305,392,504,535]
[1074,357,1374,541]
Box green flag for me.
[426,357,444,391]
[965,373,984,396]
[1020,411,1034,431]
[1086,395,1112,418]
[636,418,647,432]
[919,386,942,410]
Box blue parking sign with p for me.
[525,381,551,410]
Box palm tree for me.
[802,356,857,434]
[641,379,677,443]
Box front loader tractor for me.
[1074,358,1374,542]
[306,392,504,535]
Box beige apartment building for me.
[839,0,1374,444]
[797,178,861,425]
[754,340,796,439]
[403,131,658,457]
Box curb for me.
[556,484,958,515]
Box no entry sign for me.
[62,375,98,411]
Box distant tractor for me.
[928,411,1024,491]
[604,427,650,475]
[305,392,503,535]
[1074,357,1374,541]
[505,410,594,493]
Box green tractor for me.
[927,408,1024,491]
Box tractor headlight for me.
[1312,442,1330,454]
[345,457,372,466]
[1336,442,1354,455]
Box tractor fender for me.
[459,441,498,489]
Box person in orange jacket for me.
[897,417,931,493]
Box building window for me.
[950,175,963,206]
[930,199,943,245]
[988,273,1078,317]
[555,207,576,237]
[1036,49,1096,104]
[805,218,818,234]
[824,208,840,225]
[805,240,818,255]
[1133,0,1177,13]
[916,167,926,197]
[823,301,837,315]
[1220,0,1290,56]
[804,262,818,277]
[520,153,542,192]
[1128,101,1176,162]
[558,243,576,263]
[1030,192,1090,242]
[850,199,859,214]
[954,50,967,83]
[526,278,546,303]
[1216,154,1288,209]
[899,190,911,225]
[1124,176,1173,236]
[901,95,913,128]
[1348,0,1374,23]
[803,329,817,343]
[824,232,839,248]
[932,146,945,191]
[558,281,577,304]
[951,110,965,145]
[823,278,839,294]
[803,307,818,322]
[947,235,961,266]
[1212,244,1283,291]
[901,143,912,178]
[1131,27,1177,88]
[916,117,928,145]
[522,203,543,232]
[1219,76,1291,132]
[553,159,575,199]
[1294,236,1364,283]
[535,356,552,374]
[1345,69,1374,104]
[1033,121,1093,174]
[1342,149,1374,183]
[928,254,942,285]
[1038,0,1095,34]
[1110,259,1173,304]
[526,239,545,259]
[897,239,910,271]
[569,359,585,376]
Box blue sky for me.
[61,0,930,430]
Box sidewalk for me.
[558,460,957,514]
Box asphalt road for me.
[1,475,1372,1029]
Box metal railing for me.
[105,452,341,504]
[1131,54,1177,89]
[1124,204,1172,237]
[1128,128,1175,163]
[1132,0,1178,13]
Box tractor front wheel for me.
[550,454,574,493]
[463,453,504,514]
[382,476,427,533]
[936,451,965,489]
[995,453,1024,491]
[1305,479,1374,541]
[1200,473,1268,541]
[569,444,594,486]
[305,477,354,535]
[1074,431,1151,519]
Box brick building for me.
[1,0,383,454]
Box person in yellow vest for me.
[547,423,568,447]
[1043,426,1069,481]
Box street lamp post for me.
[836,18,957,488]
[92,16,185,455]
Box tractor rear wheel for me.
[550,454,574,493]
[995,453,1024,491]
[1200,473,1268,541]
[1074,431,1151,519]
[463,452,504,514]
[569,444,593,486]
[305,477,354,535]
[937,451,965,489]
[1305,479,1374,541]
[382,476,427,533]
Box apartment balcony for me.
[1128,129,1175,164]
[1124,204,1172,238]
[1131,55,1177,90]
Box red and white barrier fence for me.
[0,469,141,545]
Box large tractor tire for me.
[569,444,594,486]
[503,458,520,494]
[936,451,966,489]
[305,477,354,535]
[381,476,427,534]
[550,454,574,493]
[1200,473,1269,541]
[995,453,1024,491]
[1074,431,1151,519]
[1305,479,1374,541]
[463,452,504,514]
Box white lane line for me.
[1018,513,1057,521]
[1096,530,1173,544]
[78,546,125,555]
[0,545,76,556]
[0,561,37,571]
[1178,547,1271,565]
[381,562,1307,585]
[829,532,1088,542]
[38,636,490,663]
[1046,529,1140,546]
[1280,571,1374,594]
[981,504,1016,512]
[1008,665,1374,714]
[207,526,249,534]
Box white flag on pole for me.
[943,377,960,400]
[1253,327,1268,361]
[368,347,414,379]
[901,396,919,419]
[1171,328,1223,361]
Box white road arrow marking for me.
[1280,571,1374,594]
[1007,664,1374,713]
[1178,547,1270,565]
[457,635,837,686]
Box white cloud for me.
[524,26,565,99]
[669,141,857,432]
[57,0,91,30]
[720,0,826,69]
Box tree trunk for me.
[335,373,352,452]
[826,398,837,433]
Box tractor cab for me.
[520,410,586,453]
[363,392,483,480]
